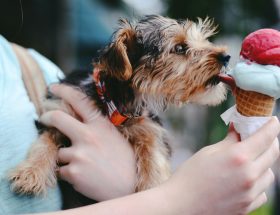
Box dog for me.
[9,15,230,196]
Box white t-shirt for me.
[0,35,63,214]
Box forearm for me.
[36,184,183,215]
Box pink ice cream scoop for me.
[240,29,280,66]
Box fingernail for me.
[229,122,234,129]
[47,84,60,99]
[49,83,59,93]
[272,116,279,123]
[39,112,51,126]
[273,116,280,131]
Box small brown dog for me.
[9,15,229,196]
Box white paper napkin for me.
[221,105,270,140]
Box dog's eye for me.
[174,44,188,54]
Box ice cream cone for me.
[235,87,275,117]
[220,29,280,140]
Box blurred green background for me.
[1,0,279,214]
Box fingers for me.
[243,169,274,213]
[254,139,279,177]
[40,110,86,142]
[243,117,280,159]
[50,84,95,121]
[218,123,240,148]
[58,147,73,164]
[58,164,82,188]
[252,168,275,198]
[58,165,74,184]
[224,122,241,143]
[246,192,267,213]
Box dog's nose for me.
[217,53,231,66]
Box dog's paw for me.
[8,164,56,196]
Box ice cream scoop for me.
[240,29,280,66]
[228,61,280,99]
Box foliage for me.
[249,203,273,215]
[165,0,279,36]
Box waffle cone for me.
[235,87,275,117]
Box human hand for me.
[40,84,137,201]
[161,118,280,215]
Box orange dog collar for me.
[93,68,128,126]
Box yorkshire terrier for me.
[9,15,230,196]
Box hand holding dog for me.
[41,85,280,215]
[41,84,137,201]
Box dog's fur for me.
[9,15,229,196]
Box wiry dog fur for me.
[9,15,229,196]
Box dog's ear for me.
[100,19,137,81]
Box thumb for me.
[223,123,241,143]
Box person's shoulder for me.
[0,34,64,85]
[0,35,10,46]
[0,35,20,68]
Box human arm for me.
[39,85,280,215]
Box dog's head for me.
[98,15,229,112]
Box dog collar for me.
[93,68,129,126]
